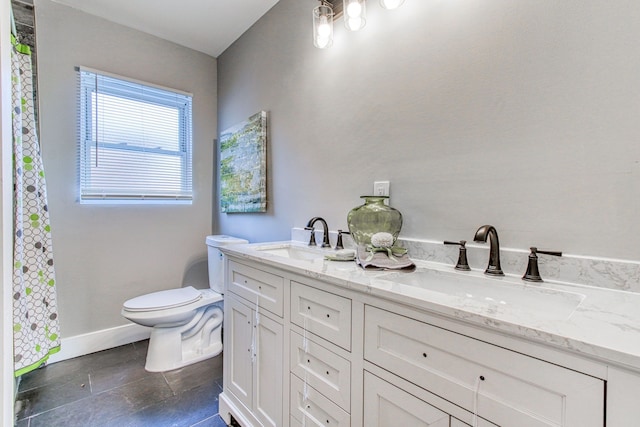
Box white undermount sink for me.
[375,268,586,322]
[251,243,328,262]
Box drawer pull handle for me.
[326,314,330,318]
[307,359,311,363]
[422,352,427,358]
[307,306,311,310]
[326,371,329,375]
[480,375,485,381]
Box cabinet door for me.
[254,311,284,427]
[364,371,450,427]
[226,296,253,411]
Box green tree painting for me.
[219,111,267,213]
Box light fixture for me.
[343,0,366,31]
[313,0,406,48]
[380,0,405,9]
[313,1,334,49]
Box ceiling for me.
[51,0,282,57]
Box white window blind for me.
[77,67,193,203]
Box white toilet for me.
[121,235,248,372]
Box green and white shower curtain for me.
[11,35,60,376]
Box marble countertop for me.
[221,241,640,372]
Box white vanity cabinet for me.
[218,253,630,427]
[220,261,285,427]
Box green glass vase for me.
[347,196,403,247]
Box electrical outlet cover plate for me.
[373,181,390,197]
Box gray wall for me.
[217,0,640,261]
[35,0,217,337]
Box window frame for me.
[77,67,193,205]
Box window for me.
[77,67,193,204]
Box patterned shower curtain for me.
[11,35,61,377]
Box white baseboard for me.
[48,323,151,364]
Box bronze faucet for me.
[473,225,504,276]
[306,217,331,248]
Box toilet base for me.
[145,305,224,372]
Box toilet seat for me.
[123,286,202,312]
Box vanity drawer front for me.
[289,415,305,427]
[228,260,284,317]
[290,374,350,427]
[364,306,604,427]
[290,331,351,411]
[450,417,498,427]
[364,371,450,427]
[291,282,352,351]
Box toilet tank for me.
[206,235,249,294]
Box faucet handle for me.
[536,248,562,257]
[523,247,562,282]
[305,226,317,246]
[444,240,471,271]
[335,230,350,250]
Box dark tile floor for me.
[14,340,227,427]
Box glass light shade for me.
[343,0,366,31]
[313,4,334,48]
[380,0,405,9]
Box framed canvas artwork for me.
[219,111,268,213]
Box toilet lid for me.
[123,286,202,312]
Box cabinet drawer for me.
[450,417,498,427]
[364,371,449,427]
[228,260,284,317]
[364,306,604,427]
[290,374,350,427]
[289,415,305,427]
[290,331,351,411]
[291,282,352,351]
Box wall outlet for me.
[373,181,390,197]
